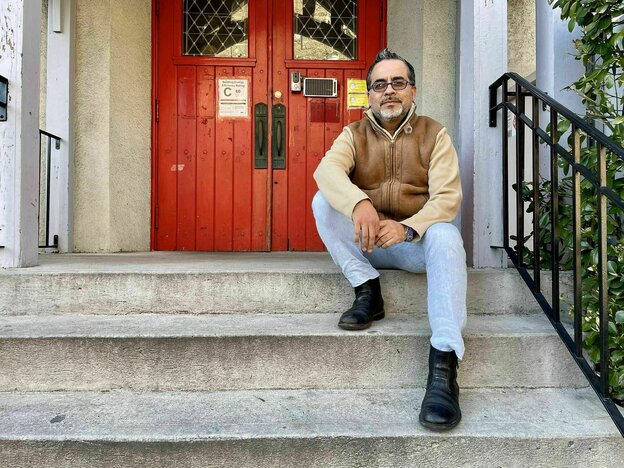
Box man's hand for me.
[375,220,407,249]
[352,199,379,252]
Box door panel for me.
[153,0,386,251]
[196,66,216,250]
[176,65,197,250]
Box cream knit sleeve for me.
[313,127,370,218]
[401,127,463,240]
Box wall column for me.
[45,0,76,253]
[0,0,42,267]
[536,0,584,115]
[457,0,508,268]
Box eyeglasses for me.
[369,79,414,93]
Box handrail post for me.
[532,96,541,293]
[515,83,525,267]
[549,109,560,323]
[597,144,609,396]
[502,79,509,250]
[572,126,583,357]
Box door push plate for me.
[254,103,268,169]
[272,104,286,170]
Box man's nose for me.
[384,85,396,95]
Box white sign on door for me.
[218,79,249,118]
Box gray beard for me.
[372,104,406,122]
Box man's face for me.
[368,59,416,127]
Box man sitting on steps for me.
[312,48,467,431]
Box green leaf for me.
[588,346,601,363]
[615,311,624,324]
[557,118,571,134]
[609,321,618,334]
[612,349,624,362]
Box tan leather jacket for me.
[314,104,462,240]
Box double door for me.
[153,0,386,250]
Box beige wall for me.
[73,0,151,252]
[508,0,536,78]
[388,0,457,138]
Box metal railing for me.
[39,129,62,249]
[489,72,624,436]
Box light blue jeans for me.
[312,192,467,359]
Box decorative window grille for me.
[183,0,249,57]
[293,0,357,60]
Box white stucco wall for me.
[388,0,457,138]
[0,0,41,267]
[40,0,48,128]
[73,0,151,252]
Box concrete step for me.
[0,313,586,392]
[0,252,553,316]
[0,387,621,467]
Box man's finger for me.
[366,224,376,252]
[353,221,361,245]
[361,224,369,251]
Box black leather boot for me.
[419,345,461,430]
[337,277,385,330]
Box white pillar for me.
[457,0,507,268]
[0,0,42,268]
[536,0,584,115]
[45,0,76,252]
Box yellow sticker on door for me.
[347,79,368,109]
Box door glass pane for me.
[183,0,249,57]
[293,0,357,60]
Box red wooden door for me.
[153,0,386,251]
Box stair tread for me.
[0,252,340,274]
[0,387,619,441]
[0,251,530,276]
[1,253,550,316]
[0,312,558,338]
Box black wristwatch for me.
[403,225,415,242]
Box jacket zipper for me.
[389,140,396,212]
[365,106,415,214]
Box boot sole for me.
[337,311,385,331]
[418,413,462,431]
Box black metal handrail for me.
[489,72,624,437]
[39,130,62,249]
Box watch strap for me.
[403,225,415,242]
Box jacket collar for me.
[364,102,417,140]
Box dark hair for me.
[365,48,416,90]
